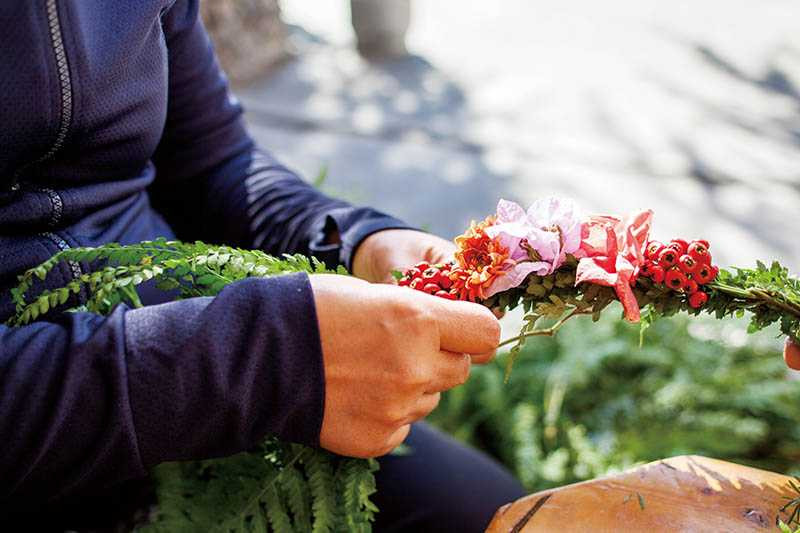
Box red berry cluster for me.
[398,262,459,300]
[640,238,718,309]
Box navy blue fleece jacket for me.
[0,0,409,509]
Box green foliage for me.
[140,441,378,533]
[428,312,800,495]
[706,262,800,340]
[8,239,346,326]
[7,240,374,532]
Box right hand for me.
[309,274,500,458]
[784,338,800,370]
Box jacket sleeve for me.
[0,274,324,508]
[150,0,412,270]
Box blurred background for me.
[203,0,800,491]
[205,0,800,269]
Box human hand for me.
[352,229,456,284]
[784,338,800,370]
[309,274,500,458]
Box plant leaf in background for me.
[428,310,800,492]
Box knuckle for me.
[398,298,434,327]
[381,298,433,337]
[381,405,411,428]
[398,362,427,387]
[387,355,428,388]
[382,298,408,322]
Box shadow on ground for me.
[240,26,512,238]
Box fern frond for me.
[338,458,379,532]
[263,485,294,533]
[279,463,312,531]
[304,450,337,533]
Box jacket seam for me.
[120,312,149,474]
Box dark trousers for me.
[374,423,526,532]
[9,422,525,531]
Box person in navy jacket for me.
[0,1,524,530]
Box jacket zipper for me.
[34,0,80,280]
[41,231,82,282]
[36,0,74,172]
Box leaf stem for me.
[710,282,800,318]
[750,288,800,317]
[498,307,588,348]
[122,285,143,308]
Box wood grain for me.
[487,455,797,532]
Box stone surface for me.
[243,1,800,269]
[201,0,287,87]
[486,455,798,532]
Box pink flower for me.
[575,210,653,322]
[483,198,584,297]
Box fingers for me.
[382,424,411,455]
[784,338,800,370]
[430,298,501,354]
[426,351,471,392]
[411,392,441,418]
[470,349,497,365]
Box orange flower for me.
[450,216,513,301]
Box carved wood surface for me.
[487,455,797,532]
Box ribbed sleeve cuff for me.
[123,273,325,467]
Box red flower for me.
[575,210,653,322]
[451,216,514,301]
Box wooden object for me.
[487,455,797,532]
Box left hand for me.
[352,229,456,284]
